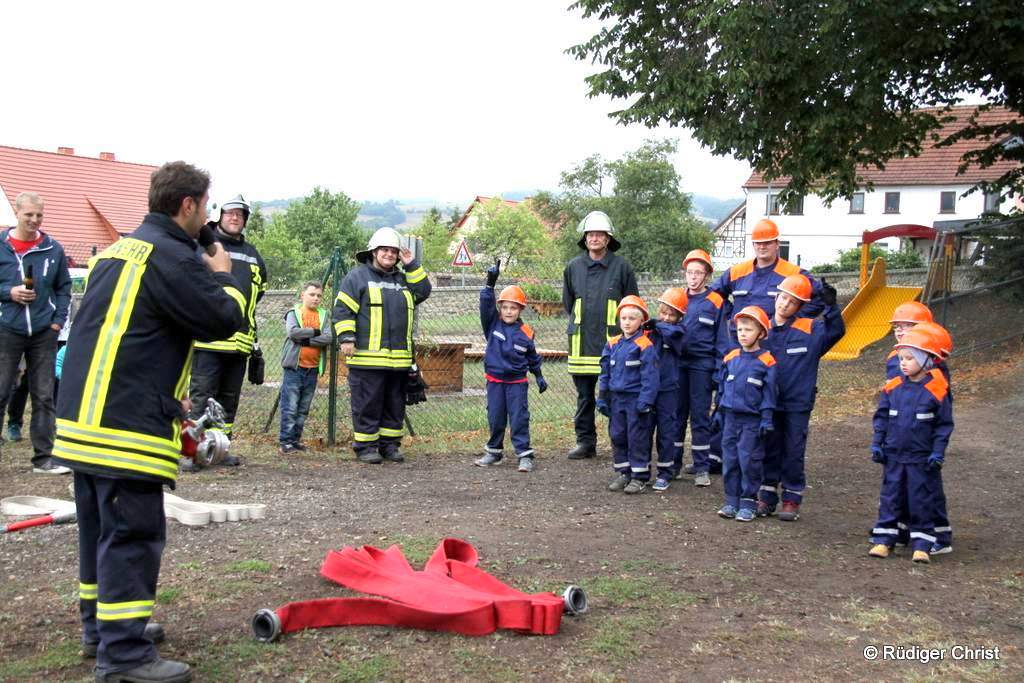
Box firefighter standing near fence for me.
[562,211,639,460]
[52,162,245,682]
[185,194,267,469]
[333,227,431,464]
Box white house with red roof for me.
[713,105,1020,269]
[0,145,157,266]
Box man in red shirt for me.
[0,192,72,473]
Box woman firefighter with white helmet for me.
[332,227,431,463]
[562,210,639,460]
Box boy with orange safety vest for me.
[647,288,688,491]
[714,306,778,522]
[869,326,954,564]
[474,261,546,473]
[677,249,728,485]
[885,302,955,555]
[757,274,844,521]
[598,295,660,494]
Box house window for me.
[778,241,791,261]
[884,192,900,214]
[939,191,956,214]
[766,193,803,215]
[849,193,865,214]
[983,191,1001,215]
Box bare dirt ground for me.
[2,353,1023,682]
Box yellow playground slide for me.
[824,258,922,361]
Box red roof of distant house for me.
[0,145,157,264]
[454,195,562,237]
[744,105,1021,188]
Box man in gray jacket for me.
[0,192,72,473]
[278,282,332,453]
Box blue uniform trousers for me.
[485,380,532,457]
[896,479,952,547]
[653,388,681,480]
[721,410,764,511]
[871,461,939,553]
[609,391,655,479]
[759,410,811,506]
[75,472,165,675]
[677,367,715,474]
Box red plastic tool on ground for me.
[252,538,587,641]
[1,510,76,534]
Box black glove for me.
[871,446,885,464]
[405,364,428,405]
[642,318,657,332]
[312,328,321,338]
[247,346,265,385]
[820,278,838,307]
[298,337,310,346]
[197,223,217,249]
[535,375,548,394]
[486,258,501,288]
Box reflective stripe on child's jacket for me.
[716,348,778,418]
[872,369,954,463]
[599,330,660,406]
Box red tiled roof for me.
[744,105,1021,188]
[0,145,157,262]
[455,195,561,236]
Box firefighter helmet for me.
[356,227,403,263]
[497,285,527,308]
[657,287,689,315]
[210,194,251,225]
[915,321,953,359]
[682,249,713,273]
[576,210,621,252]
[889,301,933,325]
[751,218,780,243]
[733,305,771,337]
[616,294,649,321]
[778,274,813,302]
[894,326,944,359]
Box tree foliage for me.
[972,216,1024,300]
[811,244,924,274]
[248,187,364,288]
[359,200,406,227]
[415,207,454,273]
[534,139,714,276]
[467,198,552,274]
[569,1,1024,207]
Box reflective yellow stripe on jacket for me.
[568,297,601,375]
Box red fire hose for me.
[251,538,587,641]
[1,511,76,534]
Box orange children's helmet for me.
[657,287,689,315]
[889,301,933,325]
[915,321,953,358]
[733,305,771,337]
[894,326,943,358]
[682,249,713,273]
[777,274,813,302]
[497,285,527,308]
[616,294,650,322]
[751,218,780,243]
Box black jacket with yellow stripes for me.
[562,251,638,375]
[332,259,431,370]
[194,226,267,355]
[53,213,246,488]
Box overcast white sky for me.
[6,1,751,205]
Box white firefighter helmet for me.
[209,194,251,225]
[356,227,403,263]
[576,210,621,251]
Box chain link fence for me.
[61,220,1024,449]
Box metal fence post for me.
[326,247,344,446]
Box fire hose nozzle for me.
[251,608,282,642]
[562,585,589,616]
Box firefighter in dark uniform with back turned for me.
[184,194,267,469]
[562,210,639,460]
[333,227,431,463]
[52,162,245,683]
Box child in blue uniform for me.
[677,249,728,484]
[869,326,954,564]
[649,288,688,491]
[715,306,777,522]
[474,262,546,472]
[598,295,660,494]
[758,274,845,521]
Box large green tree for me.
[569,1,1024,207]
[248,187,364,288]
[415,207,454,273]
[534,139,713,275]
[467,198,552,275]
